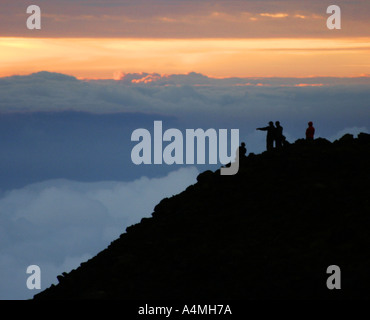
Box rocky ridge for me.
[34,133,370,299]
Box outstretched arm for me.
[257,127,268,131]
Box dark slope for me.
[34,133,370,299]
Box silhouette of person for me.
[306,121,315,141]
[257,121,276,151]
[275,121,284,149]
[238,142,247,158]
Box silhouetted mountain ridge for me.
[35,133,370,299]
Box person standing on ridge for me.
[275,121,284,149]
[257,121,276,151]
[238,142,247,159]
[306,121,315,141]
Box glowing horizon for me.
[1,37,370,79]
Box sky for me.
[1,0,370,78]
[0,0,370,300]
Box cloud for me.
[260,13,289,18]
[328,127,369,142]
[0,166,199,299]
[2,71,370,116]
[1,71,370,153]
[294,14,307,19]
[1,0,370,38]
[0,71,369,204]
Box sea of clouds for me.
[0,167,199,299]
[0,71,369,299]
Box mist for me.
[0,167,199,300]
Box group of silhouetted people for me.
[237,121,315,158]
[256,121,288,151]
[255,121,315,151]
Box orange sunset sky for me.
[1,0,370,79]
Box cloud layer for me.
[2,0,370,38]
[2,71,370,117]
[0,167,199,299]
[0,71,369,299]
[0,71,369,190]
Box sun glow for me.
[1,37,370,79]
